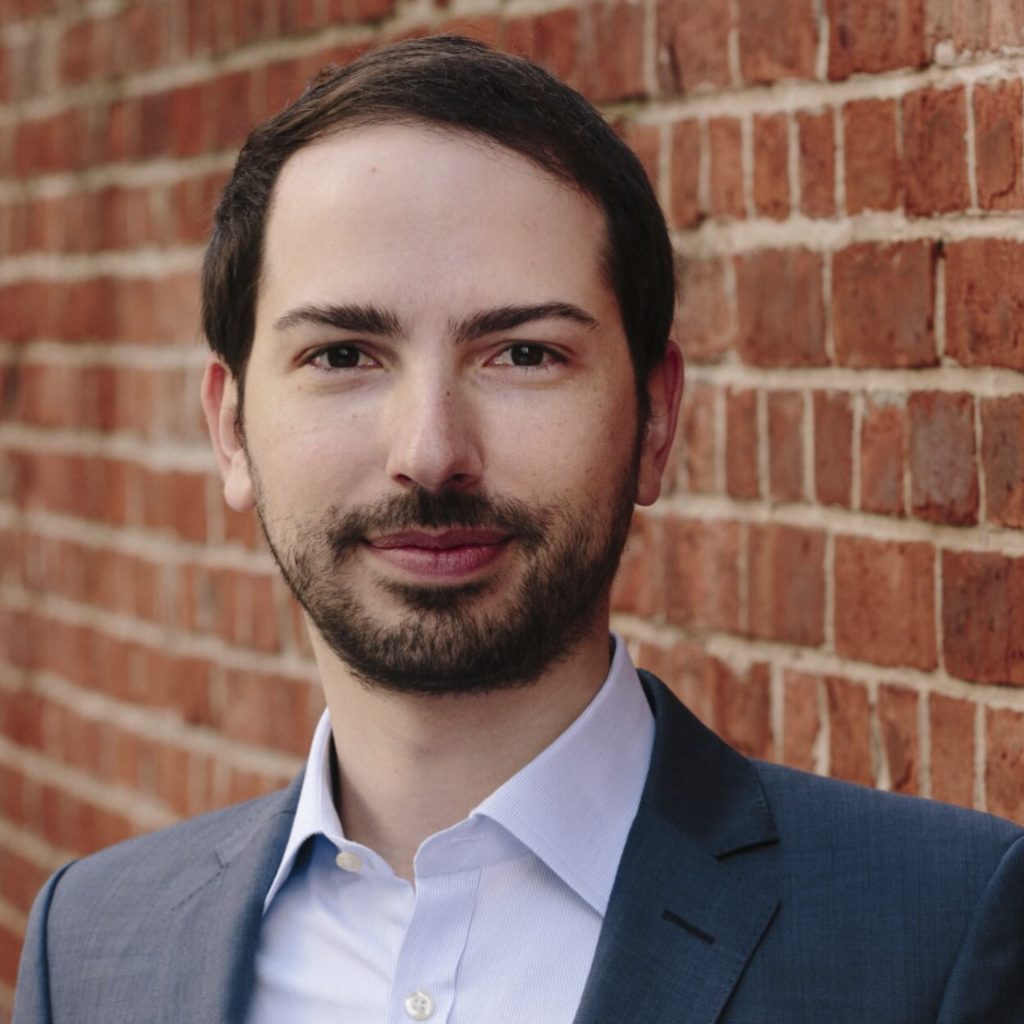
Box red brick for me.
[782,671,820,771]
[708,118,745,219]
[878,685,919,794]
[677,256,734,363]
[676,380,718,493]
[943,550,1024,686]
[834,536,936,669]
[860,395,906,516]
[951,0,1024,50]
[986,708,1024,824]
[974,79,1024,210]
[502,9,580,86]
[711,661,772,759]
[656,0,732,93]
[843,99,901,212]
[736,0,817,82]
[832,242,936,367]
[826,676,873,786]
[612,511,663,618]
[930,693,975,808]
[726,388,759,499]
[767,390,805,503]
[946,240,1024,371]
[735,249,826,366]
[813,390,853,507]
[982,396,1024,527]
[664,518,742,632]
[748,524,825,646]
[753,113,790,219]
[580,2,645,102]
[797,110,835,218]
[903,87,970,215]
[826,0,926,78]
[908,391,978,525]
[219,670,313,756]
[670,120,701,228]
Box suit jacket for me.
[14,673,1024,1023]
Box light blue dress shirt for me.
[245,635,655,1024]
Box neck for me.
[315,623,612,881]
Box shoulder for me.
[41,781,299,925]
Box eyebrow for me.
[272,300,598,341]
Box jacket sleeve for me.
[12,864,75,1024]
[936,832,1024,1024]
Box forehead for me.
[257,124,613,322]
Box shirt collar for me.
[262,634,654,916]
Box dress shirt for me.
[245,635,655,1024]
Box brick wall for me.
[2,0,1024,1010]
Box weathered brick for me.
[832,242,936,367]
[797,110,835,217]
[753,113,790,219]
[735,249,826,366]
[843,99,901,212]
[748,524,825,646]
[860,394,906,516]
[986,708,1024,825]
[502,9,580,86]
[708,117,745,219]
[834,536,936,669]
[974,78,1024,210]
[981,396,1024,527]
[902,86,970,215]
[737,0,817,82]
[711,661,773,759]
[767,390,805,503]
[676,380,718,493]
[782,671,820,771]
[676,257,734,362]
[656,0,732,94]
[946,239,1024,371]
[951,0,1024,50]
[813,390,853,507]
[826,0,926,78]
[725,388,759,499]
[930,693,975,808]
[612,511,663,618]
[664,517,742,633]
[943,550,1024,686]
[580,2,645,102]
[878,685,918,794]
[826,676,873,785]
[908,391,978,525]
[670,119,701,228]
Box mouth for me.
[364,528,512,580]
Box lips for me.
[365,529,511,579]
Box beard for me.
[252,460,639,696]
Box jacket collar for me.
[572,671,781,1024]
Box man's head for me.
[201,38,683,695]
[201,34,675,416]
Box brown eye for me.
[509,344,545,367]
[321,346,362,368]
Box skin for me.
[203,124,683,879]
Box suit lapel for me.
[155,778,302,1024]
[573,673,781,1024]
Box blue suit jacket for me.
[14,673,1024,1022]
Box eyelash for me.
[305,342,567,371]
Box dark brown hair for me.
[201,35,676,412]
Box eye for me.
[309,345,376,370]
[492,344,564,369]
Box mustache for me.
[326,489,551,554]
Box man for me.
[14,35,1024,1024]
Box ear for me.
[201,358,256,513]
[635,342,684,507]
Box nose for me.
[385,374,483,493]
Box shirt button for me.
[334,850,363,872]
[403,991,434,1020]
